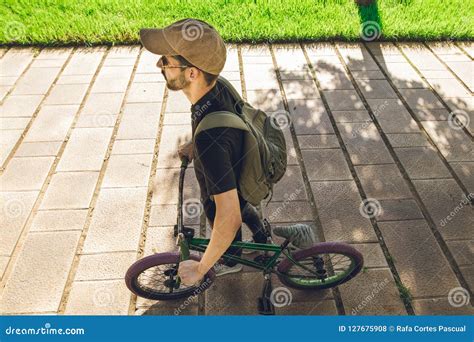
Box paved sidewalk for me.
[0,42,473,316]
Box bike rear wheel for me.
[277,242,363,290]
[125,252,215,300]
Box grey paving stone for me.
[0,231,81,313]
[323,90,364,111]
[386,133,430,148]
[142,226,177,257]
[413,179,473,241]
[332,110,372,123]
[281,80,320,100]
[446,240,473,267]
[311,181,377,243]
[355,79,398,99]
[297,134,340,149]
[337,122,393,165]
[288,98,334,134]
[126,82,165,103]
[398,88,445,113]
[0,191,38,256]
[395,146,452,179]
[377,199,424,221]
[263,201,313,224]
[166,91,192,113]
[111,139,156,155]
[136,298,198,316]
[302,149,352,181]
[40,171,99,210]
[64,280,130,315]
[271,165,307,201]
[24,105,78,142]
[0,95,43,118]
[12,67,61,95]
[0,117,23,130]
[379,220,461,297]
[204,271,263,315]
[316,70,353,90]
[338,268,407,315]
[81,187,147,253]
[246,89,285,111]
[31,209,88,232]
[366,99,419,133]
[1,156,55,191]
[350,243,388,268]
[412,297,474,315]
[56,127,113,171]
[450,161,474,193]
[81,93,124,116]
[151,167,200,206]
[101,154,153,188]
[75,252,137,281]
[44,84,89,105]
[15,141,62,157]
[421,121,474,162]
[355,164,412,200]
[117,103,161,140]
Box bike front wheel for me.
[277,242,363,290]
[125,252,215,300]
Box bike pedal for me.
[257,296,275,315]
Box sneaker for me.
[213,263,243,277]
[273,224,316,249]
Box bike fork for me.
[257,271,275,315]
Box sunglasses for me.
[157,56,189,70]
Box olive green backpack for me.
[193,76,287,206]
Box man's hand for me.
[177,259,205,285]
[178,141,194,162]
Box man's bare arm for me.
[197,188,242,275]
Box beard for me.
[162,70,189,91]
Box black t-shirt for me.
[191,77,246,221]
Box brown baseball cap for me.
[140,18,227,75]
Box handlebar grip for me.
[180,156,189,168]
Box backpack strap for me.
[193,111,249,142]
[218,76,244,102]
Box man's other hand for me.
[178,141,194,162]
[177,259,205,285]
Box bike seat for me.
[272,224,316,249]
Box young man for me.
[140,18,267,285]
